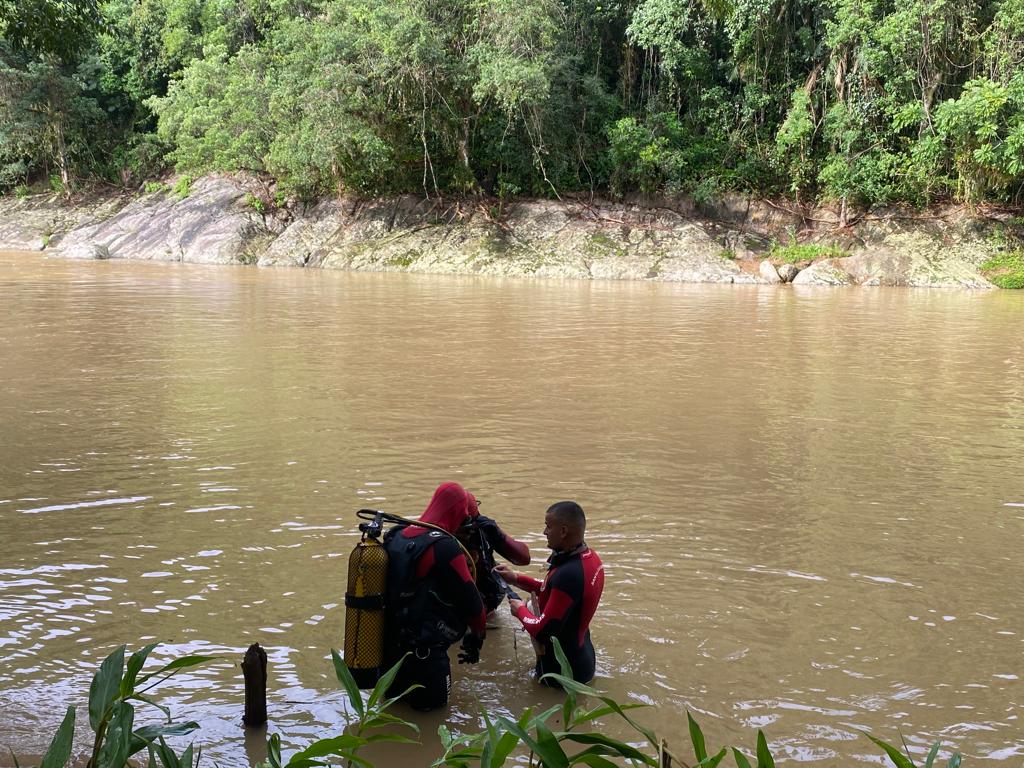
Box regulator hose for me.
[356,508,478,582]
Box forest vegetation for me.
[1,0,1023,213]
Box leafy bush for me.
[10,643,214,768]
[770,243,848,264]
[980,251,1024,288]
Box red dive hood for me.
[403,482,470,537]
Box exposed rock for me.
[759,260,782,284]
[63,242,109,260]
[778,263,799,282]
[792,261,856,286]
[0,175,1010,288]
[55,177,270,264]
[0,193,127,251]
[832,232,994,288]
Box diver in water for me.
[457,492,531,614]
[496,500,604,684]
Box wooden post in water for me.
[241,643,268,727]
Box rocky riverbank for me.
[0,175,1017,288]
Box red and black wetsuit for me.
[510,544,604,683]
[383,483,486,710]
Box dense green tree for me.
[3,0,1024,206]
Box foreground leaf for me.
[40,706,76,768]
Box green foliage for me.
[980,251,1024,288]
[172,173,192,199]
[770,242,847,264]
[11,642,214,768]
[261,650,419,767]
[3,0,1024,207]
[143,180,167,194]
[12,636,972,768]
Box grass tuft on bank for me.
[770,243,848,264]
[980,251,1024,288]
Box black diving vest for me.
[383,527,468,651]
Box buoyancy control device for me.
[343,509,478,689]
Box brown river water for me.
[1,251,1022,766]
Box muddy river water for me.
[1,252,1022,765]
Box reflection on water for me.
[1,252,1023,765]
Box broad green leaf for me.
[947,754,962,768]
[688,711,708,762]
[128,693,171,722]
[96,700,135,768]
[701,746,728,768]
[495,715,569,768]
[152,737,179,768]
[862,732,914,768]
[290,734,369,761]
[756,730,776,768]
[179,744,195,768]
[146,745,158,768]
[40,706,75,768]
[438,724,454,750]
[89,645,126,731]
[558,733,655,765]
[571,702,647,728]
[924,742,941,768]
[331,648,366,717]
[122,643,159,697]
[571,754,619,768]
[360,710,419,733]
[732,747,753,768]
[362,733,419,745]
[266,733,283,768]
[551,638,577,724]
[535,719,571,768]
[129,722,201,756]
[366,652,408,711]
[136,655,217,689]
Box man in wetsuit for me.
[383,482,487,710]
[458,492,531,614]
[496,500,604,684]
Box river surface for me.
[1,252,1022,766]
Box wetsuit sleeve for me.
[512,573,543,593]
[512,563,581,642]
[492,528,531,565]
[433,538,487,636]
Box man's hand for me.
[508,598,524,615]
[458,631,484,664]
[493,563,516,583]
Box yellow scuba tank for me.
[344,513,389,689]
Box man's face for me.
[543,510,565,550]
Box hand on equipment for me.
[475,514,502,542]
[508,598,524,615]
[493,563,516,582]
[458,631,484,664]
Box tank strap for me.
[345,594,385,610]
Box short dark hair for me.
[547,501,586,532]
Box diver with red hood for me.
[383,482,488,710]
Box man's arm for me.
[434,539,487,636]
[479,516,531,565]
[509,564,582,642]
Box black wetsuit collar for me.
[547,542,587,568]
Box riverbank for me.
[1,175,1020,287]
